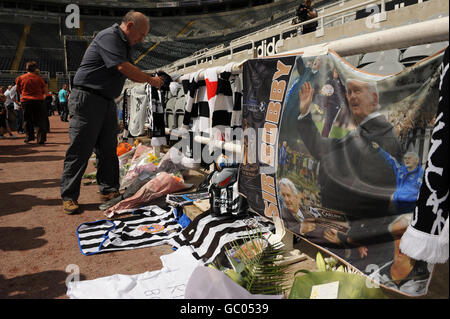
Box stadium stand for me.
[56,72,74,91]
[0,46,15,70]
[0,70,24,88]
[0,22,24,47]
[159,0,447,75]
[18,47,65,77]
[26,23,62,48]
[65,37,91,72]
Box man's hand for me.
[148,75,164,89]
[117,61,164,88]
[299,81,314,115]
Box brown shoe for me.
[63,200,79,214]
[99,191,121,202]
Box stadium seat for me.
[0,46,15,70]
[165,92,177,130]
[360,59,405,75]
[27,23,62,49]
[174,89,186,129]
[357,48,405,75]
[343,54,362,68]
[66,39,90,72]
[400,41,449,67]
[358,49,401,68]
[0,22,24,47]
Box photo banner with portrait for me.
[238,48,446,297]
[238,55,297,221]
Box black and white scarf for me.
[147,84,167,147]
[400,47,449,264]
[122,89,129,131]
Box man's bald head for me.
[120,10,150,47]
[122,10,149,28]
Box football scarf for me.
[400,46,449,264]
[122,88,129,131]
[231,73,243,131]
[147,84,167,147]
[180,70,210,164]
[77,206,184,255]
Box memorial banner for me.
[238,55,297,221]
[239,48,446,296]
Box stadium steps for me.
[10,24,30,72]
[48,77,57,92]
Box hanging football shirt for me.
[128,83,149,137]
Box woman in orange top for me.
[15,61,48,144]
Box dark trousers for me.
[60,101,69,121]
[22,100,47,143]
[5,103,16,131]
[15,108,24,133]
[56,101,62,115]
[60,88,120,201]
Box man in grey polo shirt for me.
[61,10,164,214]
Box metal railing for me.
[161,0,396,72]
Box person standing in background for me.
[15,61,48,144]
[0,94,14,138]
[6,84,24,134]
[4,85,17,133]
[59,84,69,122]
[295,0,318,34]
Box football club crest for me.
[137,224,165,233]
